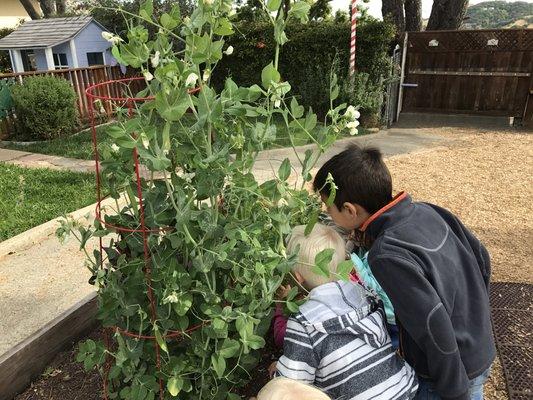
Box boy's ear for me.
[342,202,359,217]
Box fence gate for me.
[401,29,533,120]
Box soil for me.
[14,327,281,400]
[14,127,532,400]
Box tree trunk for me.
[55,0,66,15]
[382,0,405,34]
[427,0,469,30]
[19,0,41,19]
[404,0,422,31]
[39,0,55,18]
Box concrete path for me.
[0,124,448,357]
[0,148,94,173]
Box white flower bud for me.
[202,69,211,82]
[101,31,123,45]
[224,46,234,55]
[185,72,198,87]
[143,70,154,82]
[274,99,281,108]
[203,0,213,5]
[111,143,120,153]
[346,120,360,129]
[151,51,160,68]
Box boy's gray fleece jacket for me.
[276,281,418,400]
[364,193,496,400]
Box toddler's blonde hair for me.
[256,377,331,400]
[287,224,345,289]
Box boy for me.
[275,224,418,400]
[313,144,495,400]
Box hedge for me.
[213,19,395,117]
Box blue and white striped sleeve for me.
[276,317,318,384]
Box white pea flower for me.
[274,99,281,108]
[111,143,120,153]
[350,127,359,136]
[185,72,198,87]
[224,46,234,55]
[140,133,150,149]
[163,292,179,304]
[183,16,191,25]
[202,68,211,82]
[101,31,123,45]
[143,70,154,82]
[346,120,360,129]
[151,51,160,68]
[333,126,339,133]
[203,0,213,5]
[345,105,361,120]
[182,172,196,183]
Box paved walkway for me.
[0,125,448,356]
[0,148,94,173]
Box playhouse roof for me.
[0,16,106,50]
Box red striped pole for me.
[350,0,357,76]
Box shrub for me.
[11,75,78,140]
[212,19,395,117]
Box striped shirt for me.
[276,281,418,400]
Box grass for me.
[0,164,96,241]
[4,119,368,160]
[4,124,113,161]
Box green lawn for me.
[0,164,96,241]
[4,124,113,161]
[4,120,366,160]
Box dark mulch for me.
[14,327,281,400]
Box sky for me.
[330,0,531,19]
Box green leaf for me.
[304,211,319,235]
[290,97,304,118]
[337,260,354,281]
[314,248,334,278]
[167,376,183,396]
[325,173,337,207]
[288,1,311,23]
[246,334,265,350]
[304,110,317,132]
[278,158,291,181]
[286,301,299,313]
[211,354,226,378]
[161,121,171,152]
[160,13,178,30]
[267,0,282,11]
[155,89,189,121]
[214,18,234,36]
[261,62,281,90]
[219,338,240,358]
[140,0,153,16]
[154,325,168,354]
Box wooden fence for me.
[401,29,533,121]
[0,65,139,139]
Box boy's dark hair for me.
[313,144,393,214]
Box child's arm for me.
[276,317,318,384]
[272,303,288,348]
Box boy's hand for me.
[268,361,278,378]
[276,284,292,299]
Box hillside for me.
[463,1,533,29]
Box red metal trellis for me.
[85,77,202,399]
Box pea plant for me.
[57,0,360,398]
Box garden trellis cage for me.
[85,78,203,399]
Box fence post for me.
[396,32,409,122]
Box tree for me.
[309,0,332,21]
[382,0,405,34]
[55,0,66,15]
[19,0,41,19]
[404,0,422,31]
[40,0,55,17]
[427,0,469,30]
